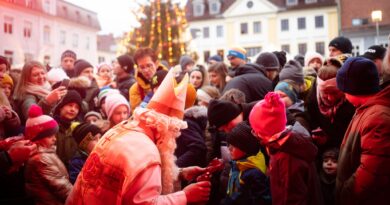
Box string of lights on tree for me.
[120,0,188,66]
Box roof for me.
[270,0,336,11]
[97,34,116,52]
[186,0,236,22]
[57,0,101,30]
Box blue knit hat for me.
[274,82,298,104]
[336,57,380,96]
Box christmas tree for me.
[122,0,188,66]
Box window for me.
[352,18,368,26]
[315,15,324,28]
[4,16,13,34]
[190,28,201,39]
[286,0,298,6]
[62,6,68,16]
[98,56,105,63]
[297,17,306,30]
[23,21,32,38]
[216,25,223,38]
[281,44,290,53]
[253,21,261,34]
[86,37,90,50]
[43,0,50,13]
[352,45,360,57]
[245,47,262,57]
[24,53,33,63]
[60,30,66,44]
[315,42,325,55]
[75,11,81,21]
[26,0,35,8]
[298,43,307,55]
[240,23,248,34]
[193,2,205,17]
[4,50,13,65]
[87,15,92,25]
[203,27,209,38]
[305,0,317,3]
[73,33,78,48]
[43,25,51,44]
[217,50,224,61]
[203,51,210,63]
[281,19,289,31]
[209,1,221,15]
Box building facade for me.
[0,0,100,67]
[97,33,117,65]
[339,0,390,56]
[186,0,338,64]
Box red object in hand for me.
[196,158,224,182]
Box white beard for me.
[132,107,187,194]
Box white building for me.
[0,0,100,67]
[97,34,118,65]
[186,0,339,63]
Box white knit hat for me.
[47,68,69,84]
[304,51,324,67]
[104,93,130,120]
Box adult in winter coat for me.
[114,54,136,98]
[175,106,208,168]
[222,63,272,103]
[13,61,67,124]
[304,57,355,151]
[129,48,167,111]
[336,57,390,205]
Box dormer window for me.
[193,0,205,17]
[286,0,298,6]
[209,0,221,15]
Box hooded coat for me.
[223,63,272,103]
[267,127,323,205]
[175,106,207,168]
[336,86,390,205]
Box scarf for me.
[25,82,51,98]
[316,77,345,123]
[227,151,267,197]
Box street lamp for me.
[371,10,382,45]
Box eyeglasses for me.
[138,63,154,70]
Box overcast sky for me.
[65,0,139,36]
[65,0,187,36]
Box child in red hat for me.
[24,104,72,204]
[249,92,322,205]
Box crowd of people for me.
[0,35,389,205]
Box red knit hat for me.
[25,104,59,141]
[249,92,286,137]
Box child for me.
[320,147,338,205]
[223,121,270,205]
[53,90,82,168]
[249,92,322,205]
[104,93,130,128]
[24,105,72,205]
[69,122,102,184]
[84,111,103,124]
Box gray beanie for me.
[179,55,194,70]
[255,52,280,71]
[279,60,304,84]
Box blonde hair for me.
[13,61,46,100]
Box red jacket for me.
[336,85,390,205]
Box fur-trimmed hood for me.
[184,106,208,131]
[69,76,91,89]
